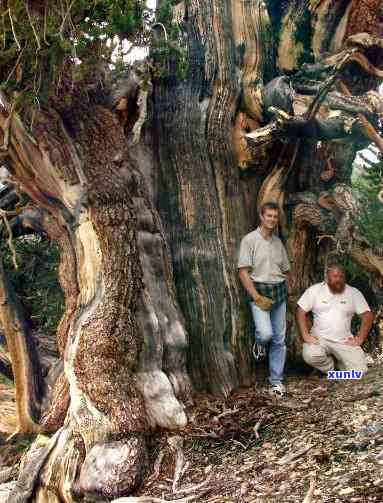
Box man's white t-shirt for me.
[297,282,371,343]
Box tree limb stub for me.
[338,80,383,153]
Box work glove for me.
[253,294,274,311]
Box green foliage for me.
[0,1,152,108]
[0,0,190,113]
[156,0,175,25]
[151,38,188,80]
[0,372,13,387]
[150,1,189,80]
[1,236,64,337]
[156,0,188,26]
[352,148,383,248]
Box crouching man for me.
[296,264,374,376]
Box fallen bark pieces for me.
[171,476,212,497]
[302,476,316,503]
[342,390,379,403]
[253,414,263,439]
[168,435,188,493]
[214,407,239,421]
[105,367,383,501]
[168,436,186,493]
[4,367,383,502]
[152,449,165,480]
[112,493,207,503]
[277,443,314,465]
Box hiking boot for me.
[269,383,287,399]
[252,343,266,361]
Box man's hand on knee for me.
[344,336,362,347]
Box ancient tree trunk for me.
[154,0,383,388]
[154,1,271,397]
[0,87,189,500]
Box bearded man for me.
[296,264,374,375]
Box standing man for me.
[238,202,291,398]
[296,264,374,375]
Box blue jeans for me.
[250,300,287,385]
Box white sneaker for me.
[269,383,287,399]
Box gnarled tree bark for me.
[0,87,189,500]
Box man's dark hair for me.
[261,201,279,215]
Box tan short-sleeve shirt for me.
[237,228,290,283]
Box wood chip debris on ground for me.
[2,363,383,502]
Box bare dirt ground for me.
[1,361,383,502]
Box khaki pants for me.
[302,339,368,374]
